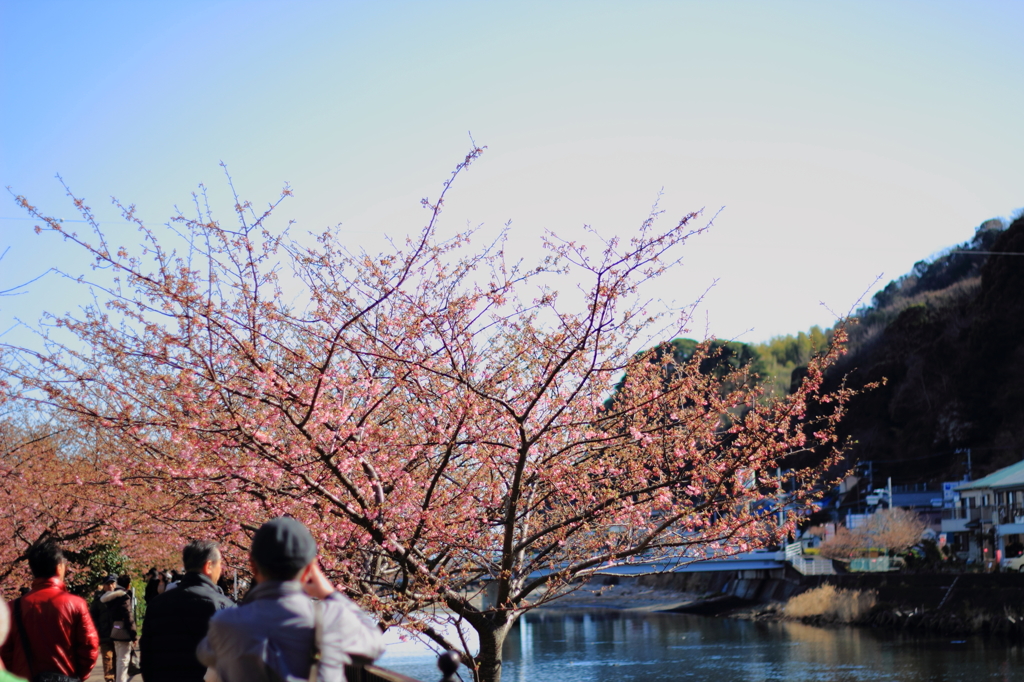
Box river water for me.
[377,608,1024,682]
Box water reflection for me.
[379,608,1024,682]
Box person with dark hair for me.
[197,517,383,682]
[139,540,233,682]
[0,540,99,680]
[143,568,161,604]
[156,570,172,595]
[90,575,118,682]
[100,574,136,682]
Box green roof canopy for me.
[956,459,1024,492]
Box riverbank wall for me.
[551,569,1024,635]
[638,569,1024,635]
[792,572,1024,635]
[634,567,804,612]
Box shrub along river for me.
[377,608,1024,682]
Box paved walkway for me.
[84,656,109,681]
[85,655,141,682]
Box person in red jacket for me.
[0,540,99,680]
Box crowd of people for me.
[0,517,385,682]
[141,568,236,606]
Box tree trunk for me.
[472,618,513,682]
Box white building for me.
[942,459,1024,569]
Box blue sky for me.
[2,1,1022,347]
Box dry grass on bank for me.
[784,584,877,623]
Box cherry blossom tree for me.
[0,402,178,597]
[817,525,863,561]
[4,149,854,682]
[820,508,926,561]
[863,507,927,554]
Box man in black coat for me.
[139,540,234,682]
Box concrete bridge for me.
[591,549,788,576]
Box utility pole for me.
[777,467,784,529]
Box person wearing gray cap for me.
[197,517,384,682]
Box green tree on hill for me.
[752,326,832,397]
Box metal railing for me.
[785,542,836,575]
[997,505,1024,524]
[791,557,836,575]
[942,505,1024,524]
[942,506,994,522]
[849,557,892,572]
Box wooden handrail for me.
[347,664,425,682]
[347,651,461,682]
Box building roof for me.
[956,459,1024,492]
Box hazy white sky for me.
[2,1,1021,347]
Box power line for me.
[854,444,1021,465]
[950,250,1024,256]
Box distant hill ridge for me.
[646,213,1022,484]
[818,212,1024,483]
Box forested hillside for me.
[818,213,1024,483]
[629,213,1021,484]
